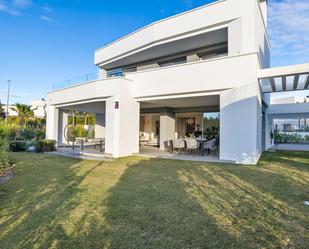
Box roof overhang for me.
[258,63,309,93]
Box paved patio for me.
[48,146,231,163]
[49,146,112,161]
[137,147,231,163]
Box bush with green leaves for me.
[274,132,305,143]
[0,127,10,175]
[9,141,27,152]
[36,140,56,153]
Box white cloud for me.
[0,2,7,11]
[42,5,53,13]
[269,0,309,61]
[40,15,52,22]
[0,0,31,15]
[13,0,33,9]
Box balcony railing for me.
[52,73,100,91]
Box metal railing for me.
[52,72,100,91]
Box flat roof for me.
[258,64,309,93]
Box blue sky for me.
[0,0,309,104]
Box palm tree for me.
[12,103,34,126]
[0,101,5,120]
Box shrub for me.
[9,141,27,152]
[275,132,305,144]
[36,140,56,153]
[21,126,35,140]
[0,127,10,175]
[34,128,45,140]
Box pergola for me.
[258,63,309,93]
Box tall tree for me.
[0,102,5,120]
[12,103,34,126]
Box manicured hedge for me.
[274,132,309,144]
[36,140,56,153]
[9,141,27,152]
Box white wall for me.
[95,0,266,67]
[30,99,46,118]
[95,113,106,139]
[129,53,259,98]
[104,81,140,157]
[46,105,59,142]
[160,112,176,149]
[58,110,68,146]
[220,82,262,164]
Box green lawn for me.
[0,151,308,249]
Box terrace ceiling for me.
[258,63,309,93]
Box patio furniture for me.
[203,139,216,155]
[185,139,200,153]
[75,137,87,150]
[139,132,150,146]
[76,138,105,152]
[172,139,185,153]
[87,138,105,152]
[163,140,173,153]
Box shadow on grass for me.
[103,156,308,249]
[0,153,105,248]
[0,152,308,249]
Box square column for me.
[160,110,175,150]
[46,106,68,146]
[46,105,59,141]
[220,82,262,164]
[58,110,68,146]
[95,113,105,139]
[105,94,140,158]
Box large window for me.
[274,118,309,132]
[158,56,187,68]
[107,68,124,78]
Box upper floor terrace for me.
[95,0,270,74]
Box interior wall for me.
[140,114,160,139]
[175,113,203,138]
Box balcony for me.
[128,53,260,99]
[52,73,100,91]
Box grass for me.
[0,151,308,249]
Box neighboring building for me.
[2,99,46,118]
[1,105,18,117]
[271,96,309,105]
[30,99,46,118]
[46,0,309,164]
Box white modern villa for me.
[46,0,309,164]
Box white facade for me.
[2,105,18,117]
[46,0,309,164]
[2,99,46,118]
[30,99,46,118]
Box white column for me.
[95,113,105,138]
[58,110,68,146]
[220,82,262,164]
[46,105,59,142]
[46,106,68,146]
[105,94,140,158]
[160,111,175,150]
[265,113,274,150]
